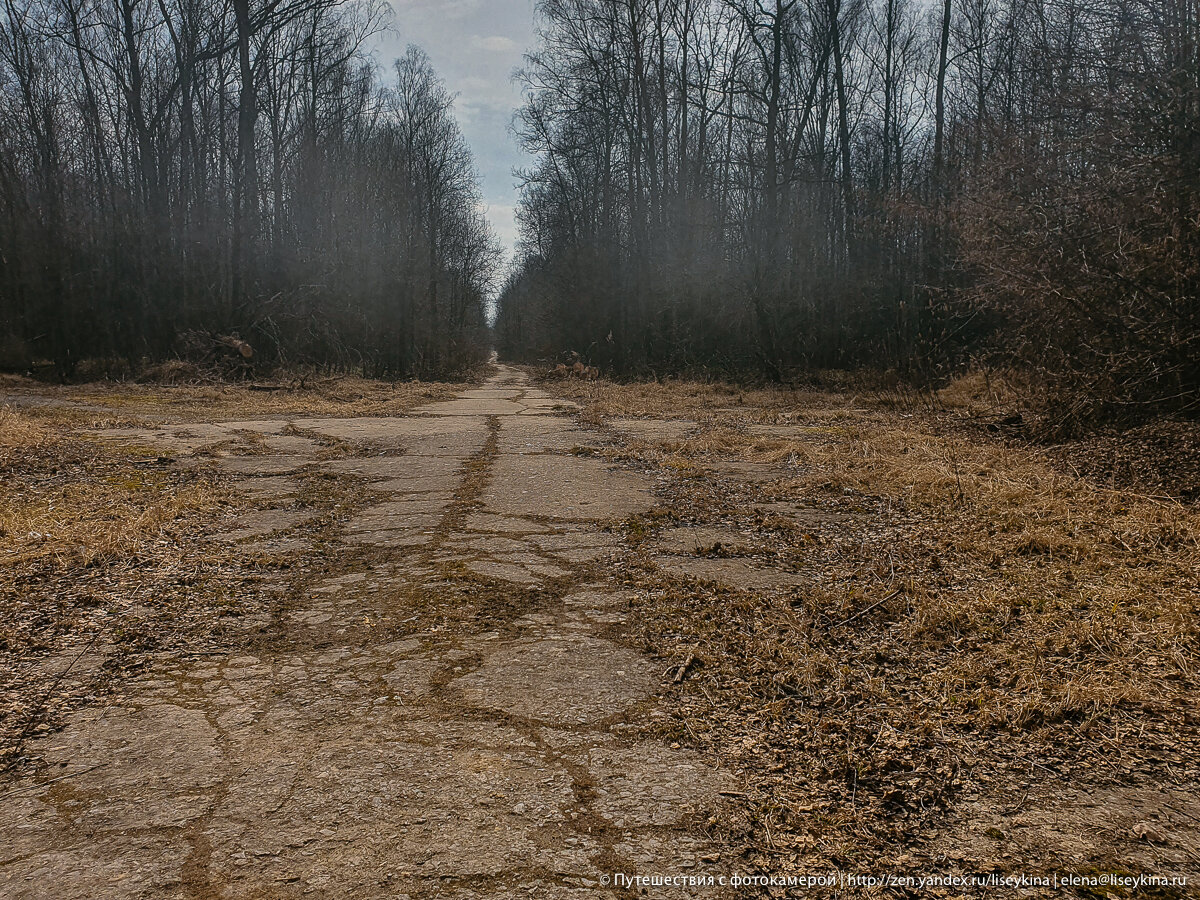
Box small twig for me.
[946,444,966,504]
[1002,790,1030,815]
[0,763,106,802]
[674,652,697,683]
[1014,753,1060,776]
[17,631,102,745]
[835,590,900,628]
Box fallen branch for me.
[835,590,901,628]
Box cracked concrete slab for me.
[455,634,657,725]
[464,513,552,533]
[217,454,312,475]
[498,415,602,453]
[415,398,528,416]
[484,455,652,520]
[2,365,735,900]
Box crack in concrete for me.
[0,367,737,900]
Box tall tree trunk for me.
[232,0,258,306]
[831,0,854,243]
[934,0,952,191]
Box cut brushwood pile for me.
[177,331,255,378]
[545,361,599,381]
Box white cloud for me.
[392,0,482,20]
[470,34,519,52]
[479,202,519,257]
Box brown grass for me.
[0,403,284,768]
[0,406,232,566]
[549,374,848,423]
[1,474,228,568]
[574,376,1200,889]
[0,373,465,425]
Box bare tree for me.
[500,0,1199,425]
[0,0,494,376]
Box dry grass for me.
[0,373,465,425]
[549,373,849,423]
[934,368,1024,413]
[0,406,232,567]
[575,376,1200,890]
[0,411,295,772]
[784,424,1197,726]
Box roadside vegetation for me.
[0,4,496,378]
[557,372,1200,887]
[1,363,1196,889]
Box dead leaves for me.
[578,377,1200,892]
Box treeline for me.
[497,0,1199,426]
[0,0,497,378]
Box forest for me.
[3,0,1197,427]
[0,0,497,378]
[497,0,1200,431]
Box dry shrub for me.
[959,140,1200,434]
[138,359,206,384]
[935,369,1023,414]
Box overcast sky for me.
[374,0,538,264]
